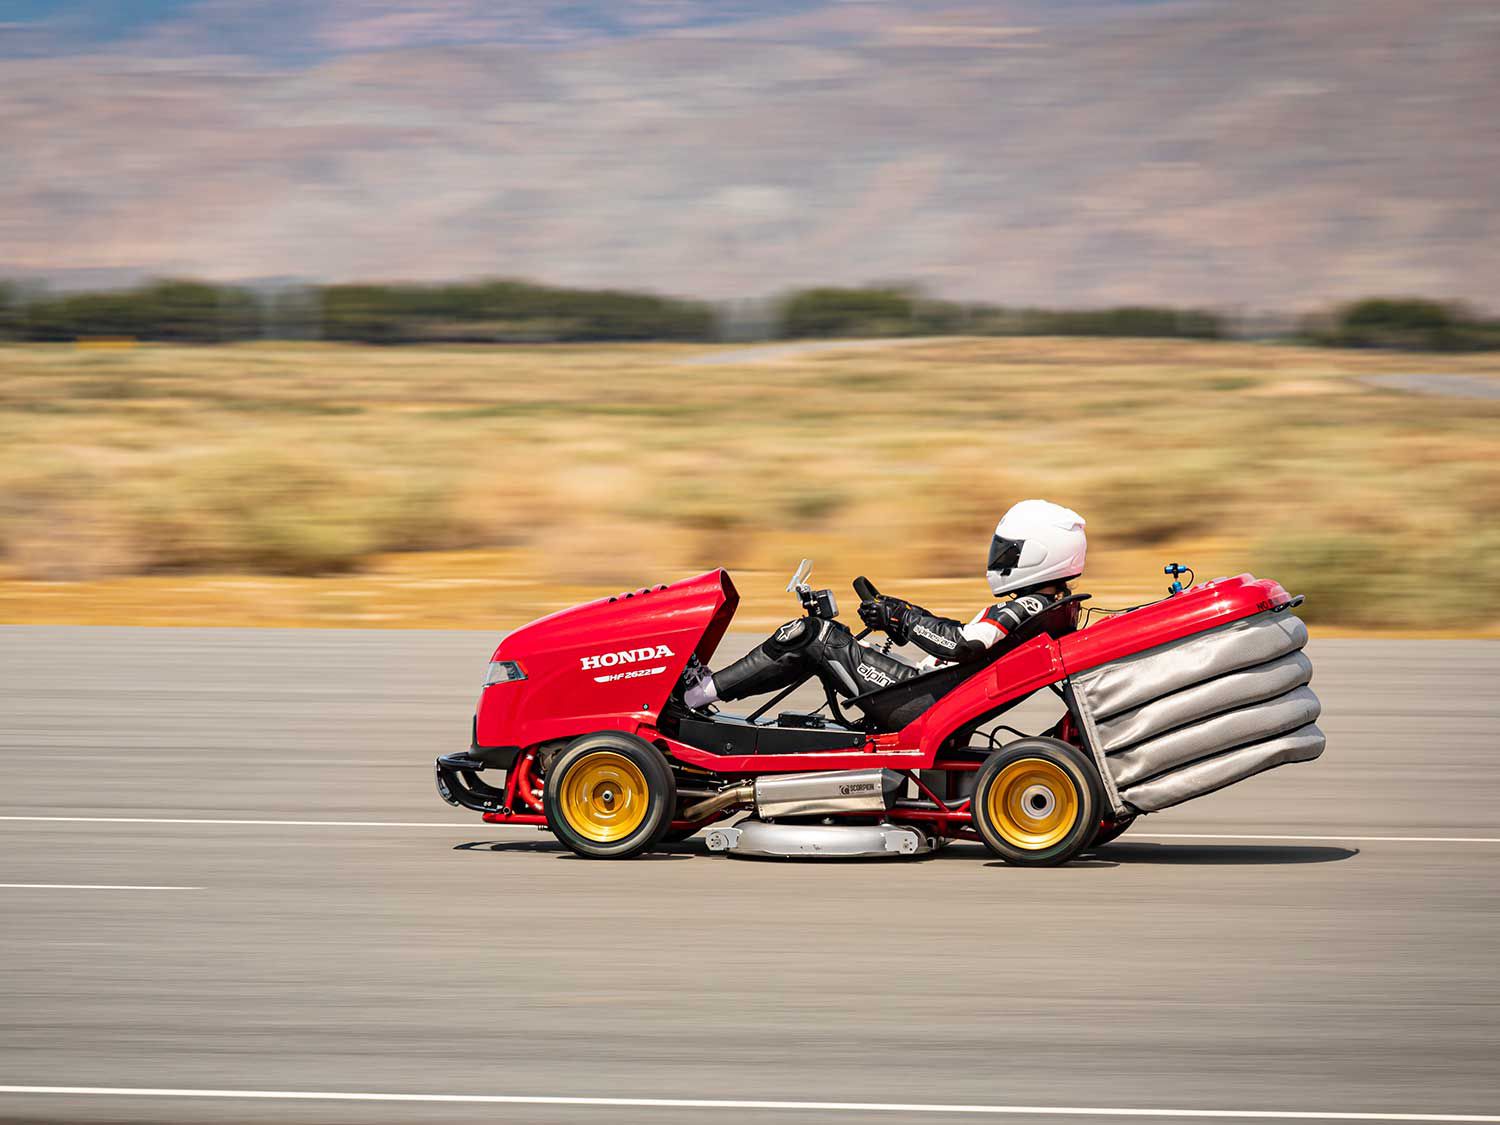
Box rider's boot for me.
[678,656,716,709]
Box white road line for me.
[0,884,200,891]
[2,816,1499,844]
[0,1086,1494,1121]
[0,816,475,828]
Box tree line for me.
[1297,297,1500,351]
[0,278,1494,349]
[0,279,716,344]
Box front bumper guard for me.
[434,752,512,814]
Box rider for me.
[681,499,1087,709]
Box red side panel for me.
[1059,574,1292,677]
[895,634,1067,756]
[476,569,737,749]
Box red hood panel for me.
[477,569,737,748]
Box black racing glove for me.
[858,595,919,646]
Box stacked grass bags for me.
[1071,613,1325,815]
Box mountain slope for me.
[2,0,1496,307]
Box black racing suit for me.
[706,591,1063,703]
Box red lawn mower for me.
[436,562,1323,865]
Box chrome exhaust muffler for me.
[682,768,904,822]
[752,768,904,818]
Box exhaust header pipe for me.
[682,782,755,822]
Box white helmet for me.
[986,500,1087,597]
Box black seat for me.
[848,595,1087,732]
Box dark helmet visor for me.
[987,535,1024,575]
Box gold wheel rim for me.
[986,758,1081,850]
[559,751,651,843]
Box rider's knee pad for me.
[762,617,816,658]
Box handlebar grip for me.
[852,575,879,602]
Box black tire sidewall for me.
[972,737,1101,866]
[543,733,677,858]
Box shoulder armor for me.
[1014,595,1048,617]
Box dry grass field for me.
[1,338,1496,633]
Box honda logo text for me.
[580,644,676,671]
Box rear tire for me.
[971,737,1101,866]
[544,733,677,859]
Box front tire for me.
[971,738,1101,866]
[544,733,677,859]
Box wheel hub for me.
[1021,784,1056,818]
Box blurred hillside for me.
[3,0,1497,308]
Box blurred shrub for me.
[1082,466,1233,547]
[9,278,1236,345]
[1254,528,1500,629]
[0,461,143,579]
[6,278,716,344]
[659,485,755,569]
[1252,532,1393,628]
[973,306,1224,339]
[0,282,18,339]
[121,452,376,576]
[782,487,847,525]
[1300,298,1500,351]
[775,288,1224,340]
[23,281,1500,351]
[777,287,922,337]
[0,447,496,579]
[21,280,262,342]
[319,280,717,343]
[359,471,490,555]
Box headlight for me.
[483,660,527,686]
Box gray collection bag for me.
[1070,612,1325,816]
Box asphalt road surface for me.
[1,626,1497,1125]
[1358,373,1500,399]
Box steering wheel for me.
[851,575,893,651]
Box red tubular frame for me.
[511,748,545,812]
[481,748,549,825]
[891,769,977,839]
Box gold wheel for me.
[985,757,1081,851]
[557,751,651,844]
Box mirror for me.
[786,558,813,592]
